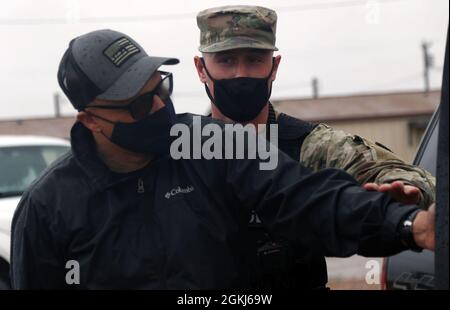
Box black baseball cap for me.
[57,29,179,111]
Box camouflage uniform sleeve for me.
[299,123,436,209]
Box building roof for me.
[0,116,75,140]
[273,90,441,122]
[0,90,442,139]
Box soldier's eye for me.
[248,57,263,64]
[217,57,235,65]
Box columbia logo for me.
[165,186,194,199]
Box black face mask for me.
[202,58,274,122]
[87,97,175,156]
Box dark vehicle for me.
[382,108,438,290]
[382,27,449,290]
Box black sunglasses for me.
[87,71,173,120]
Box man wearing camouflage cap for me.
[194,5,436,289]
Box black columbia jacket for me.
[11,114,418,289]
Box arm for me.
[10,192,66,289]
[226,146,432,258]
[299,123,436,208]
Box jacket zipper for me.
[137,178,145,193]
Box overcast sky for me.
[0,0,448,120]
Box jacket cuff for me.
[383,203,421,253]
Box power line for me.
[276,0,407,13]
[0,0,409,26]
[371,71,423,88]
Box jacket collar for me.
[267,102,278,125]
[70,122,124,191]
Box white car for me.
[0,135,70,289]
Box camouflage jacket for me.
[271,106,436,209]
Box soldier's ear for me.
[270,55,282,82]
[194,56,208,83]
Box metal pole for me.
[54,92,61,118]
[422,42,432,94]
[312,77,319,99]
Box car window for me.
[0,145,69,196]
[413,108,440,176]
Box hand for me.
[412,204,435,251]
[363,181,421,205]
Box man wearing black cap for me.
[11,29,435,289]
[58,30,179,163]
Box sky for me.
[0,0,448,120]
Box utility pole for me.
[54,92,61,118]
[422,41,434,94]
[312,77,319,99]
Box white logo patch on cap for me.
[103,37,140,67]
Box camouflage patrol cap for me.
[197,5,278,53]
